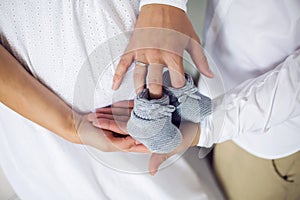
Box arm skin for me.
[93,102,200,175]
[0,44,149,153]
[0,44,80,144]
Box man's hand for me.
[92,100,201,175]
[112,4,213,98]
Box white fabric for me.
[0,1,208,199]
[199,51,300,155]
[198,0,300,159]
[139,0,188,12]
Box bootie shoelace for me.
[162,71,212,123]
[135,102,176,119]
[176,87,201,108]
[128,90,182,153]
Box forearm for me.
[0,45,80,143]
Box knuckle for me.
[150,49,161,57]
[170,55,181,64]
[136,50,145,59]
[119,57,129,66]
[165,54,181,66]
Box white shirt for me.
[199,0,300,159]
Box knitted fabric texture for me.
[163,71,212,123]
[127,89,182,153]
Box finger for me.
[111,100,134,108]
[129,144,150,153]
[164,54,186,88]
[134,61,148,94]
[105,133,135,150]
[96,107,132,116]
[106,134,149,153]
[148,153,170,176]
[135,140,142,145]
[147,63,164,99]
[134,51,149,94]
[87,113,96,122]
[146,49,165,66]
[95,113,130,122]
[112,53,135,90]
[186,36,214,78]
[93,118,128,135]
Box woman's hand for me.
[0,44,147,153]
[93,100,200,175]
[112,4,213,98]
[83,100,149,153]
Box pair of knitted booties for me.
[127,71,211,153]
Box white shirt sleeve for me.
[139,0,188,12]
[198,49,300,147]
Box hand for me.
[148,122,200,175]
[73,109,149,153]
[93,100,200,175]
[112,4,213,98]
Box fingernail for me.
[208,68,214,77]
[112,82,117,90]
[135,140,142,145]
[150,170,157,176]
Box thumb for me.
[148,153,169,176]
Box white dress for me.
[0,0,209,199]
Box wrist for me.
[65,111,82,144]
[137,4,186,29]
[139,0,188,12]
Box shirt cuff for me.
[139,0,188,12]
[197,96,226,147]
[198,114,213,147]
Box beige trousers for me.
[213,141,300,200]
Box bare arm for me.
[0,44,79,143]
[0,44,149,153]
